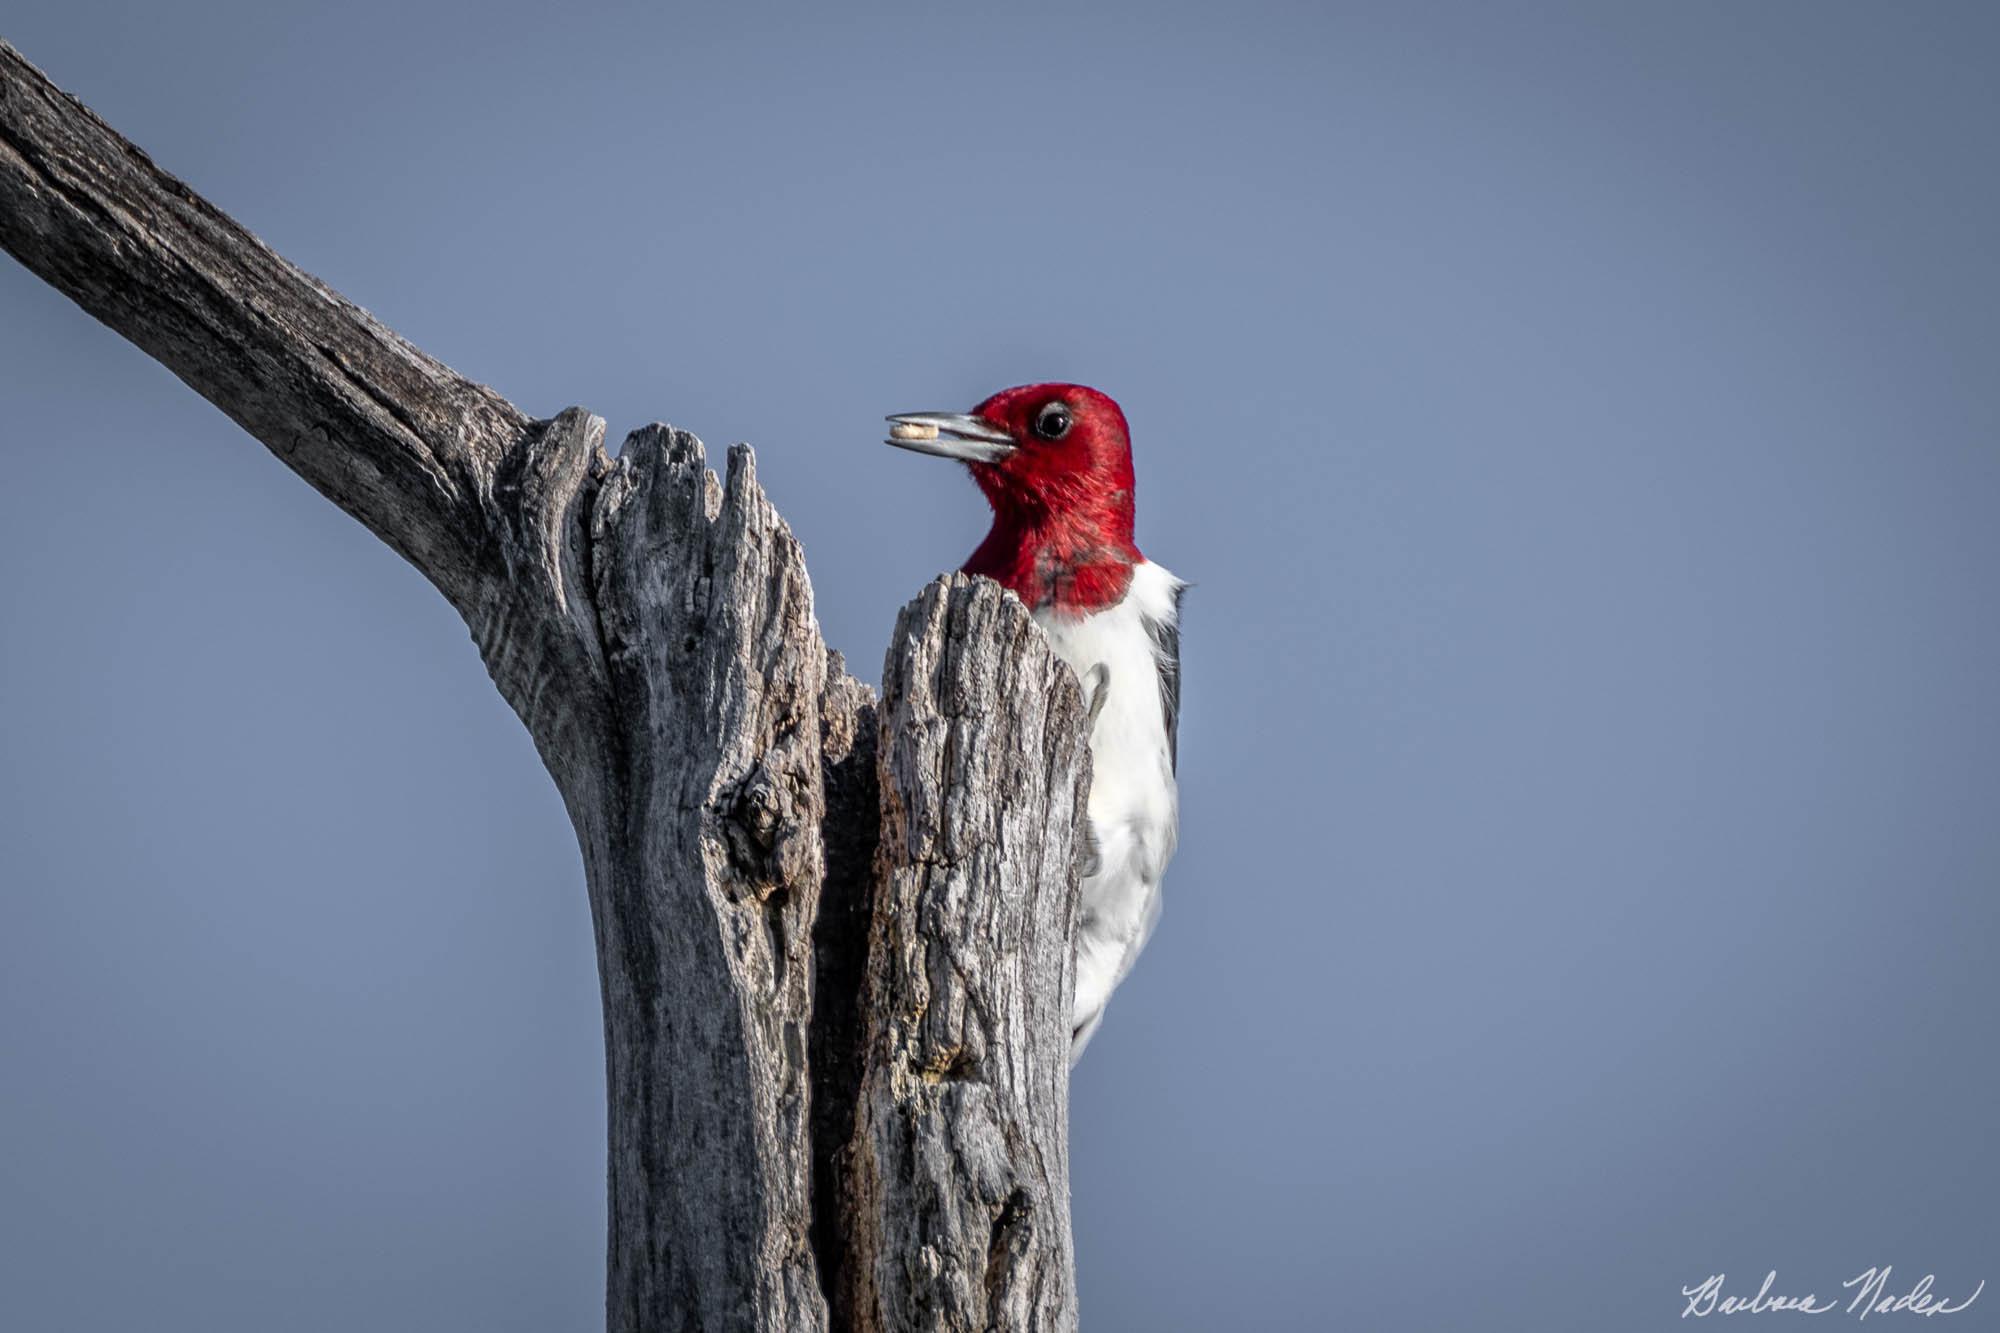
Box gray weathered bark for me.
[0,40,1083,1333]
[845,580,1088,1332]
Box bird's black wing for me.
[1144,584,1184,774]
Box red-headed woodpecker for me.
[886,384,1183,1061]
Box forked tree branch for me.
[0,39,1084,1333]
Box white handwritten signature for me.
[1683,1269,1984,1319]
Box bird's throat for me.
[963,516,1139,614]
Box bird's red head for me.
[887,383,1143,613]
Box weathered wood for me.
[0,39,1086,1333]
[0,41,522,610]
[845,577,1088,1333]
[583,429,838,1331]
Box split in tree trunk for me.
[0,40,1086,1333]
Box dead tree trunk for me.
[0,41,1085,1333]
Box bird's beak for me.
[884,412,1017,464]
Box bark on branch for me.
[0,40,1083,1333]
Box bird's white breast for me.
[1034,558,1182,1057]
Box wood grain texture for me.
[845,576,1089,1333]
[0,40,522,609]
[0,39,1087,1333]
[574,429,830,1331]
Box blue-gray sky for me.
[3,3,1997,1329]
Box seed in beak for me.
[890,421,939,442]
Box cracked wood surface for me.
[846,577,1088,1333]
[0,41,521,609]
[0,39,1084,1333]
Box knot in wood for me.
[718,766,802,899]
[737,773,782,850]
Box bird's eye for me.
[1033,402,1073,441]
